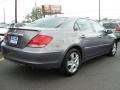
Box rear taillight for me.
[115,28,120,32]
[28,34,53,48]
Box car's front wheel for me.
[61,49,81,76]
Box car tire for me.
[108,42,117,56]
[61,48,81,76]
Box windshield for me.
[25,17,69,28]
[103,23,119,29]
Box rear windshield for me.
[103,23,119,29]
[26,17,69,28]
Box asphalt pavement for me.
[0,44,120,90]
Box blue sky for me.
[0,0,120,23]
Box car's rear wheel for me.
[61,49,81,76]
[108,42,117,56]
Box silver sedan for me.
[2,17,118,76]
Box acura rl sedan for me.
[1,17,118,76]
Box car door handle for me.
[80,35,86,38]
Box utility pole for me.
[99,0,101,22]
[15,0,17,23]
[3,8,5,24]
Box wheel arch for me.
[63,45,83,61]
[115,39,118,45]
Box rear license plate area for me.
[7,34,22,47]
[9,36,18,45]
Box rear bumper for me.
[2,45,64,69]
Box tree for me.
[23,14,31,23]
[23,6,43,23]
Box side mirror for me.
[106,29,113,34]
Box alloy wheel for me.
[112,42,117,55]
[67,52,80,73]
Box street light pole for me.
[15,0,17,23]
[3,8,5,24]
[99,0,101,22]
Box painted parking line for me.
[0,58,4,62]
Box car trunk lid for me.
[6,27,41,48]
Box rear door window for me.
[74,19,93,32]
[89,20,105,33]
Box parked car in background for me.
[2,17,118,76]
[9,23,26,28]
[103,22,120,40]
[0,24,9,45]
